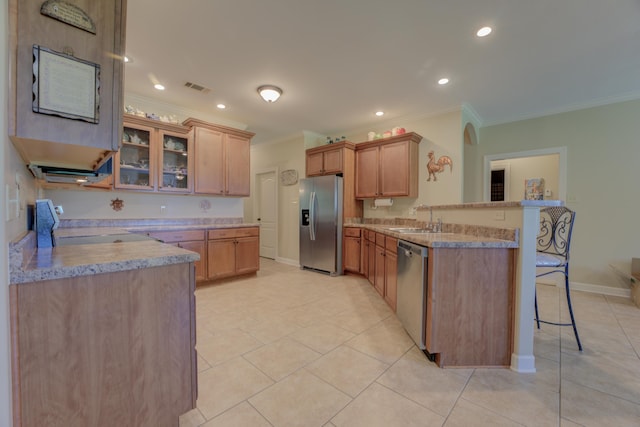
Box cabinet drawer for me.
[208,227,259,240]
[385,236,398,251]
[147,229,205,243]
[375,232,386,247]
[344,227,361,237]
[366,230,376,241]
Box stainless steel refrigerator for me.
[299,175,343,276]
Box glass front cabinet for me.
[115,114,193,193]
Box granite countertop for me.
[347,224,519,249]
[10,219,258,285]
[10,235,199,284]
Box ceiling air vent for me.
[184,81,211,94]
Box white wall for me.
[45,188,243,219]
[469,100,640,290]
[245,136,306,263]
[347,109,465,219]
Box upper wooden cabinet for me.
[306,143,351,176]
[115,115,193,193]
[355,133,422,199]
[8,0,126,170]
[184,118,255,197]
[305,141,363,220]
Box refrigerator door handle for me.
[309,191,317,241]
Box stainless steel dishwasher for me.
[396,240,428,350]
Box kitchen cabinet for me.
[306,143,349,176]
[144,230,206,282]
[305,142,363,220]
[355,133,422,199]
[10,263,197,427]
[426,247,515,368]
[9,0,126,171]
[384,239,398,311]
[183,118,255,197]
[207,227,260,280]
[343,227,362,273]
[361,230,370,278]
[115,115,193,193]
[367,231,376,286]
[373,233,398,310]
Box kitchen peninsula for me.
[347,200,561,372]
[7,218,257,427]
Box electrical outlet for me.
[493,210,505,221]
[160,205,166,214]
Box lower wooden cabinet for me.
[373,232,397,311]
[426,247,515,368]
[141,226,260,284]
[367,231,376,286]
[343,227,362,273]
[207,227,260,280]
[384,239,398,311]
[144,229,206,282]
[10,263,197,427]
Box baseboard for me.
[571,281,631,298]
[275,256,299,267]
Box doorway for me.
[484,147,566,202]
[255,169,278,259]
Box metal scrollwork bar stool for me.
[535,206,583,351]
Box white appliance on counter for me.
[299,175,343,276]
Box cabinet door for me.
[176,240,206,282]
[226,134,251,196]
[235,236,260,275]
[380,141,410,196]
[306,151,325,176]
[355,146,380,198]
[361,239,369,277]
[343,236,361,273]
[367,235,376,285]
[159,130,192,193]
[384,248,397,311]
[11,0,125,162]
[115,124,155,191]
[374,245,386,297]
[194,127,225,195]
[207,239,236,279]
[322,148,343,174]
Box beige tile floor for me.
[180,258,640,427]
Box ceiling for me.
[124,0,640,144]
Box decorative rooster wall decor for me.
[427,151,453,181]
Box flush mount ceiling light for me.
[375,111,385,117]
[258,85,282,103]
[438,78,450,85]
[154,83,165,91]
[477,26,492,37]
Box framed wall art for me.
[32,45,100,124]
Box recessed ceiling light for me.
[477,26,492,37]
[375,111,384,117]
[154,84,165,91]
[217,104,226,109]
[438,78,450,85]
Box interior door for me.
[257,171,277,259]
